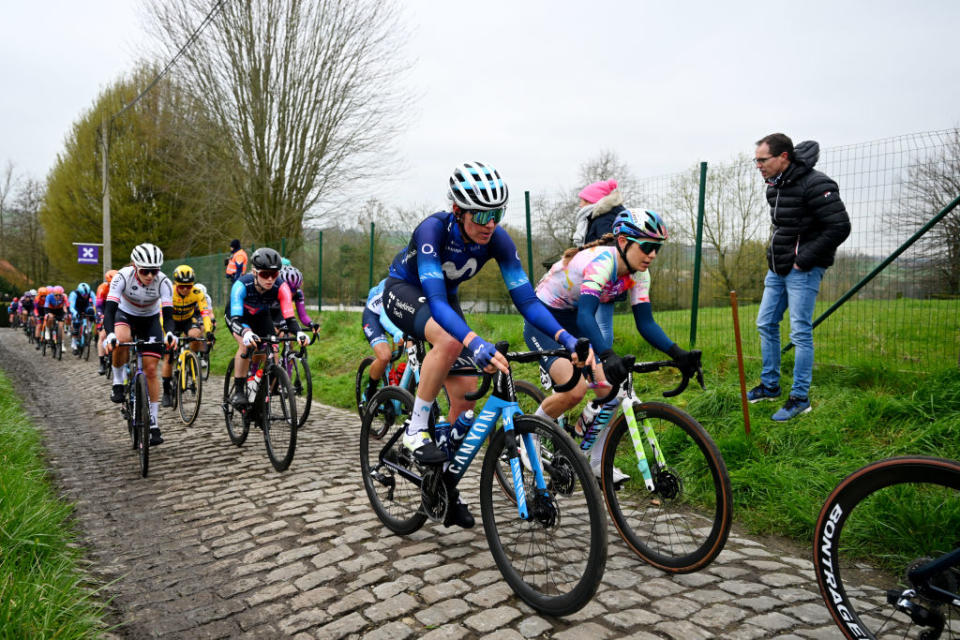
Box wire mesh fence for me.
[162,128,960,372]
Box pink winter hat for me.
[578,179,618,204]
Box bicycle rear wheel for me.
[177,351,202,426]
[813,456,960,640]
[355,356,377,418]
[260,364,297,472]
[288,352,312,429]
[135,373,150,477]
[360,386,426,535]
[480,415,607,616]
[222,358,249,445]
[601,402,731,573]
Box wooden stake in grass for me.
[730,290,751,436]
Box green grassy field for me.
[0,369,109,638]
[204,303,959,544]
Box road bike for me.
[73,313,96,361]
[511,352,732,573]
[813,456,960,639]
[117,340,154,477]
[168,337,206,426]
[221,335,299,472]
[360,340,607,616]
[41,318,63,360]
[278,329,318,429]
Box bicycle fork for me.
[621,394,667,492]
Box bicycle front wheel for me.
[222,358,249,445]
[83,324,93,361]
[288,353,312,429]
[177,351,202,426]
[135,373,150,477]
[56,325,63,360]
[813,456,960,640]
[493,380,548,499]
[480,415,607,616]
[360,386,426,535]
[260,364,297,472]
[601,402,732,573]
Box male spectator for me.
[748,133,850,421]
[225,239,248,283]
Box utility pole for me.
[101,114,112,274]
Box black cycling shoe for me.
[445,501,475,529]
[161,390,173,408]
[403,431,448,465]
[231,390,248,408]
[35,342,41,350]
[149,428,164,446]
[98,359,108,375]
[111,384,125,403]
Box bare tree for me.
[0,161,17,259]
[668,153,768,296]
[146,0,409,247]
[902,128,960,294]
[12,177,47,284]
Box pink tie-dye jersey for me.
[535,246,650,310]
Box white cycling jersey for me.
[107,265,173,317]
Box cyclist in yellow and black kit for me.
[160,265,214,407]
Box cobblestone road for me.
[0,329,843,639]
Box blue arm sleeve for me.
[379,306,402,338]
[68,292,79,314]
[415,219,473,343]
[632,302,675,354]
[576,295,611,353]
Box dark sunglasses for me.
[138,268,160,276]
[257,269,280,279]
[626,239,662,254]
[470,208,505,225]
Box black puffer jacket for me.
[765,140,851,275]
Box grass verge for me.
[0,368,109,638]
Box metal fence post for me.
[690,161,707,348]
[368,222,375,291]
[318,230,323,312]
[525,190,534,277]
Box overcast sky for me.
[2,0,958,228]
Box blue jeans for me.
[756,267,825,399]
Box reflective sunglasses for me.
[138,268,160,276]
[626,239,662,254]
[257,269,280,279]
[470,207,505,225]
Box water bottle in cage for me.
[247,368,263,403]
[447,410,475,458]
[579,398,619,451]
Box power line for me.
[112,0,228,122]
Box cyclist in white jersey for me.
[103,243,177,446]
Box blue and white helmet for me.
[77,282,91,296]
[447,162,508,210]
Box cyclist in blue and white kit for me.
[383,161,597,528]
[68,282,95,355]
[362,277,406,403]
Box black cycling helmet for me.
[250,247,282,271]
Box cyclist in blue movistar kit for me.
[362,277,406,402]
[383,162,598,527]
[68,282,95,355]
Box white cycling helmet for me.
[195,283,207,296]
[447,161,508,211]
[130,243,164,269]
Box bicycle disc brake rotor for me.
[653,467,683,500]
[548,450,576,496]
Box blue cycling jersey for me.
[69,291,93,315]
[388,211,563,344]
[366,279,402,338]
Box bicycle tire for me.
[41,332,46,356]
[222,358,249,445]
[480,415,607,616]
[288,352,312,429]
[55,325,63,360]
[601,401,732,573]
[135,373,150,477]
[83,323,93,361]
[260,364,297,472]
[492,379,549,499]
[813,456,960,640]
[360,386,426,535]
[177,350,202,426]
[355,356,377,418]
[201,349,211,381]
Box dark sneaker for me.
[149,428,164,446]
[772,396,811,422]
[98,359,108,375]
[746,383,781,403]
[111,384,125,403]
[161,390,173,408]
[444,500,475,529]
[402,430,448,465]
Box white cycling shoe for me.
[591,461,630,484]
